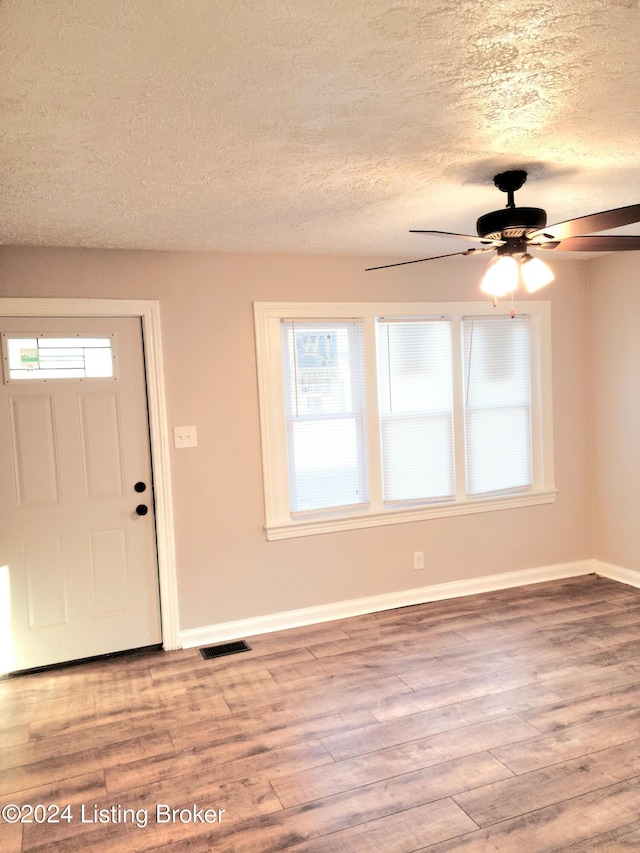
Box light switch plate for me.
[174,426,197,448]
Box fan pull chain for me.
[490,294,516,317]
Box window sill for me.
[264,488,557,540]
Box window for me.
[254,302,555,540]
[2,334,116,382]
[377,318,454,504]
[462,316,532,496]
[281,322,368,513]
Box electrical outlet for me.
[413,551,424,571]
[174,426,198,448]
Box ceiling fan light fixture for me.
[480,254,519,297]
[367,171,640,282]
[521,254,554,293]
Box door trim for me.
[0,298,179,650]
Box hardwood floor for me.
[3,574,640,851]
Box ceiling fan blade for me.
[532,235,640,252]
[409,230,504,246]
[365,247,493,271]
[529,204,640,242]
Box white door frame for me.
[0,298,179,651]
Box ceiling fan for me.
[367,169,640,301]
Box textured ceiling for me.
[2,0,640,259]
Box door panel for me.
[24,536,68,628]
[0,317,162,672]
[79,392,125,499]
[10,394,60,506]
[90,528,130,615]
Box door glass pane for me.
[3,335,116,382]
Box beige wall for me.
[0,247,593,632]
[590,252,640,571]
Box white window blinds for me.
[281,321,368,513]
[377,319,454,504]
[463,316,532,496]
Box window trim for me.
[254,301,556,541]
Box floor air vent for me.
[198,640,251,660]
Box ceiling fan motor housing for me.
[476,207,547,241]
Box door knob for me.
[135,504,148,516]
[134,482,147,493]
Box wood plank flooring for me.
[3,574,640,851]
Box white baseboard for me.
[179,558,596,649]
[594,560,640,589]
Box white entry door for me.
[0,316,162,673]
